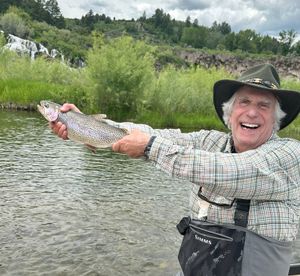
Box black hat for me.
[213,64,300,130]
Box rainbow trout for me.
[37,100,128,148]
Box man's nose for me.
[247,106,259,117]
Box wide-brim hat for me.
[213,63,300,130]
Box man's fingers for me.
[48,103,80,141]
[112,141,120,152]
[112,130,149,158]
[50,121,68,140]
[112,140,129,153]
[60,103,81,113]
[57,124,66,137]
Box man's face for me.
[229,86,277,152]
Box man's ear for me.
[227,116,232,130]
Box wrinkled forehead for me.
[235,85,277,103]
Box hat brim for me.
[213,79,300,130]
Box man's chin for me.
[233,135,260,152]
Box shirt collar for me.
[225,131,278,153]
[223,133,234,153]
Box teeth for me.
[241,123,259,129]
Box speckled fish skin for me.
[37,100,128,148]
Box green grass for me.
[0,78,89,110]
[0,43,299,139]
[0,50,92,111]
[0,79,59,104]
[136,111,226,131]
[279,116,300,140]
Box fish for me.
[37,100,129,148]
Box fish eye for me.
[44,103,49,108]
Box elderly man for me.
[51,64,300,276]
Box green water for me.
[0,110,190,275]
[0,110,299,276]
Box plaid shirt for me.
[110,121,300,242]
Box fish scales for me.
[37,100,128,148]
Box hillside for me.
[1,0,300,68]
[3,31,300,81]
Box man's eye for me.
[239,100,249,106]
[259,103,270,109]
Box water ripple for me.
[0,111,190,276]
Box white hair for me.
[222,92,286,132]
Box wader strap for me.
[234,199,251,227]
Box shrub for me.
[86,35,155,120]
[0,12,31,38]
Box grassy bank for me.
[1,36,300,139]
[0,50,91,111]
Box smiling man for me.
[51,64,300,275]
[227,87,277,152]
[111,64,300,275]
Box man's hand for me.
[112,129,150,158]
[50,103,81,140]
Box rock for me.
[178,50,300,79]
[3,34,63,61]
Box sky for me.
[56,0,300,38]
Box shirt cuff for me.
[144,136,157,158]
[147,136,179,162]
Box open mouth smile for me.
[240,123,259,129]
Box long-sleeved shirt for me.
[108,120,300,242]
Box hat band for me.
[244,78,278,89]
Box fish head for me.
[37,100,61,122]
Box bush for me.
[86,35,155,120]
[0,12,31,38]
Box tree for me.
[181,26,209,48]
[206,31,225,49]
[236,29,258,53]
[192,19,198,27]
[9,0,65,28]
[224,32,237,51]
[138,11,147,22]
[185,16,191,27]
[43,0,64,28]
[258,35,280,54]
[148,9,173,36]
[211,21,231,35]
[0,0,22,14]
[292,41,300,55]
[44,0,61,18]
[81,9,94,28]
[278,29,297,55]
[0,12,31,38]
[152,9,164,28]
[219,22,231,35]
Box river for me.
[0,110,191,275]
[0,110,299,276]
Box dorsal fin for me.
[88,114,107,121]
[88,114,130,135]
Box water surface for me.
[0,110,299,276]
[0,110,190,275]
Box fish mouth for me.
[37,104,43,113]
